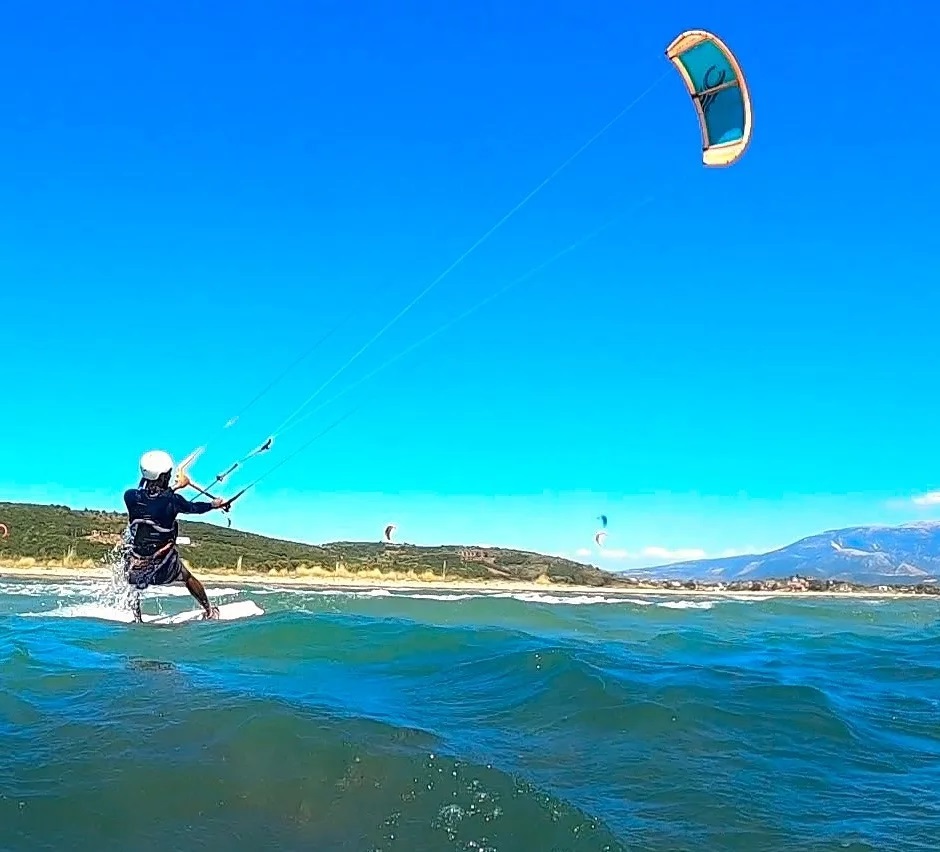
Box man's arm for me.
[171,492,219,515]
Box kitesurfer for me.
[123,450,227,622]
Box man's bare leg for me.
[122,555,143,622]
[181,566,218,619]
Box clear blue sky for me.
[1,0,937,567]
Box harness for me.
[125,518,179,589]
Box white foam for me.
[255,587,396,599]
[507,592,615,605]
[722,594,772,602]
[0,581,95,598]
[657,600,717,610]
[0,579,242,600]
[398,593,481,601]
[207,586,717,608]
[19,579,744,612]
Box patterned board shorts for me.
[126,548,184,590]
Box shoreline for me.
[0,563,928,599]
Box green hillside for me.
[0,501,624,586]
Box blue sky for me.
[1,0,937,568]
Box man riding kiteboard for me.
[123,450,227,622]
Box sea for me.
[0,576,937,851]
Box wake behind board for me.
[147,600,264,625]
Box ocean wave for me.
[0,658,623,851]
[0,576,825,618]
[228,585,747,609]
[2,583,939,851]
[0,579,244,599]
[22,603,138,622]
[657,599,718,610]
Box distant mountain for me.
[630,522,940,586]
[4,500,939,589]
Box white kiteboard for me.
[147,599,264,625]
[24,599,264,624]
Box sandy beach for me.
[0,562,917,598]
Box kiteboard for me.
[23,599,264,624]
[146,599,264,625]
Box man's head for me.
[139,450,174,491]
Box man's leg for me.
[123,554,144,622]
[178,564,218,619]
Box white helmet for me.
[139,450,174,481]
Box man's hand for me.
[211,497,227,510]
[172,469,191,491]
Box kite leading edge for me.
[665,30,752,167]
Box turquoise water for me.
[0,577,938,851]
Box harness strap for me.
[128,518,176,536]
[128,539,174,564]
[126,517,178,577]
[126,544,177,590]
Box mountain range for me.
[633,521,940,586]
[2,500,939,587]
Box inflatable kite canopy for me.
[665,30,752,167]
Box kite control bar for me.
[172,453,239,523]
[171,405,357,523]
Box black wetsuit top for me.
[123,487,214,557]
